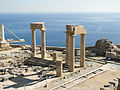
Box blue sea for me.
[0,13,120,48]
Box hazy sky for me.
[0,0,120,13]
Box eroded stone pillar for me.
[66,32,70,65]
[53,52,57,62]
[32,30,36,57]
[56,60,62,77]
[69,34,75,72]
[80,34,85,67]
[41,30,46,59]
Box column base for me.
[0,42,12,51]
[80,65,86,68]
[69,66,74,72]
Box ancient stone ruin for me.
[95,38,118,56]
[30,23,87,75]
[65,25,87,72]
[0,24,11,50]
[30,22,46,58]
[1,22,120,90]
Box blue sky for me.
[0,0,120,13]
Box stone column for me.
[56,60,62,77]
[1,24,5,41]
[32,29,36,57]
[66,32,70,65]
[53,52,57,62]
[41,30,46,59]
[1,24,7,43]
[69,34,75,72]
[80,34,85,67]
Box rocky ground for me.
[0,38,120,90]
[0,46,103,90]
[69,64,120,90]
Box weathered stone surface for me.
[24,58,56,67]
[0,62,4,67]
[62,50,66,54]
[56,60,62,77]
[16,73,24,77]
[8,60,13,63]
[0,68,6,75]
[114,49,120,55]
[106,51,120,59]
[21,45,31,50]
[0,77,5,82]
[104,84,111,87]
[53,53,57,62]
[95,38,118,56]
[106,52,116,58]
[109,81,118,87]
[75,49,80,56]
[86,50,96,57]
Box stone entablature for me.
[30,22,46,59]
[30,22,45,30]
[66,25,87,36]
[65,25,87,72]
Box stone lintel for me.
[75,29,87,36]
[66,25,87,36]
[30,22,45,30]
[66,25,84,29]
[66,25,84,31]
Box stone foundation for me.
[0,43,12,51]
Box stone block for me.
[53,53,57,62]
[75,49,80,56]
[109,80,118,87]
[56,60,62,77]
[30,22,44,30]
[116,55,120,59]
[86,50,96,57]
[106,52,116,58]
[90,52,96,57]
[0,77,5,82]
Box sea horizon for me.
[0,12,120,48]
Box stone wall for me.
[10,44,95,51]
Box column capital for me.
[80,33,86,35]
[31,29,36,31]
[41,27,46,31]
[70,33,75,37]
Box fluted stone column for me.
[80,34,85,67]
[66,32,70,65]
[41,30,46,59]
[32,30,36,57]
[69,34,75,72]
